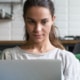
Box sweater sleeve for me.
[1,49,12,60]
[62,50,80,80]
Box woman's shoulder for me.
[58,48,76,59]
[57,48,80,63]
[2,46,19,53]
[1,46,20,60]
[57,48,80,80]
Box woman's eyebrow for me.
[26,17,35,20]
[26,17,36,23]
[41,18,48,21]
[26,17,48,22]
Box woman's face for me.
[24,7,55,43]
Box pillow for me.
[75,54,80,61]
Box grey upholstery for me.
[73,43,80,54]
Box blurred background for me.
[0,0,80,54]
[0,0,80,40]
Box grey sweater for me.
[1,46,80,80]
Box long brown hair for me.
[23,0,64,49]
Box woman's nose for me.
[34,24,42,32]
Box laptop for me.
[0,60,61,80]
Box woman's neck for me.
[25,39,55,53]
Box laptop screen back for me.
[0,60,61,80]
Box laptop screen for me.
[0,60,61,80]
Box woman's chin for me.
[32,39,44,43]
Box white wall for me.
[0,3,25,40]
[0,0,80,40]
[69,0,80,36]
[54,0,80,37]
[54,0,69,37]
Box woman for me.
[1,0,80,80]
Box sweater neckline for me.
[16,46,58,56]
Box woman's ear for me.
[51,16,56,25]
[52,16,56,21]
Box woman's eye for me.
[27,21,35,24]
[41,20,48,25]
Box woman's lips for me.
[33,34,42,38]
